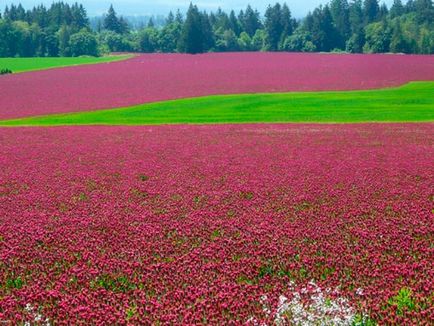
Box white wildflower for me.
[248,281,369,326]
[24,303,50,326]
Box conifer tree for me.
[363,0,380,24]
[103,5,121,33]
[180,3,204,54]
[264,3,283,51]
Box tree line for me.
[0,0,433,57]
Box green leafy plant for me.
[0,68,12,75]
[388,287,416,315]
[5,276,24,289]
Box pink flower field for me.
[0,124,432,324]
[1,53,434,119]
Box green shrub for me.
[388,287,416,315]
[0,68,13,75]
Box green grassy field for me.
[0,55,132,73]
[1,82,433,126]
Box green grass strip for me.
[0,55,132,73]
[1,82,433,126]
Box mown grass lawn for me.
[0,55,132,73]
[1,82,433,126]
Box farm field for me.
[1,53,434,119]
[1,52,434,325]
[0,124,432,324]
[1,81,433,126]
[0,55,132,73]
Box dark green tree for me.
[419,29,434,54]
[229,10,241,36]
[264,3,283,51]
[345,28,365,52]
[283,30,316,51]
[364,20,391,52]
[16,4,26,21]
[138,27,159,52]
[166,11,175,25]
[390,0,404,18]
[349,0,364,33]
[100,30,131,52]
[44,32,59,56]
[175,10,183,24]
[213,8,231,31]
[347,0,365,52]
[251,29,266,50]
[216,29,239,51]
[280,3,295,48]
[180,3,204,54]
[0,19,16,56]
[159,13,182,52]
[201,12,215,51]
[379,3,389,19]
[118,17,129,34]
[147,17,155,28]
[103,5,121,34]
[241,5,262,37]
[238,31,252,51]
[58,24,72,56]
[4,4,26,21]
[389,20,411,53]
[69,29,98,56]
[70,3,89,31]
[330,0,351,47]
[363,0,380,24]
[414,0,434,23]
[305,5,340,51]
[405,0,416,13]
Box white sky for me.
[2,0,393,18]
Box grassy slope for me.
[1,82,433,126]
[0,55,132,73]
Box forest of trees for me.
[0,0,433,57]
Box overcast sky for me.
[3,0,392,18]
